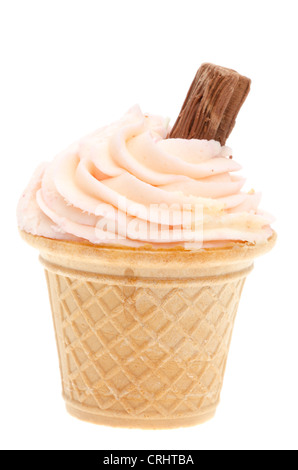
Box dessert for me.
[17,63,276,428]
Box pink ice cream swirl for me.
[17,105,273,248]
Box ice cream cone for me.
[20,230,276,429]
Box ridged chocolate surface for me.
[169,63,251,145]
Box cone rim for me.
[20,229,276,265]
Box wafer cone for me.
[21,231,276,429]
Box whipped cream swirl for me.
[17,106,273,248]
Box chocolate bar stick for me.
[168,63,251,145]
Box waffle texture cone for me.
[21,231,276,429]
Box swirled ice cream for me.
[17,105,273,248]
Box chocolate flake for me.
[168,63,251,145]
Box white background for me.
[1,0,297,451]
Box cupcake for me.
[17,63,276,429]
